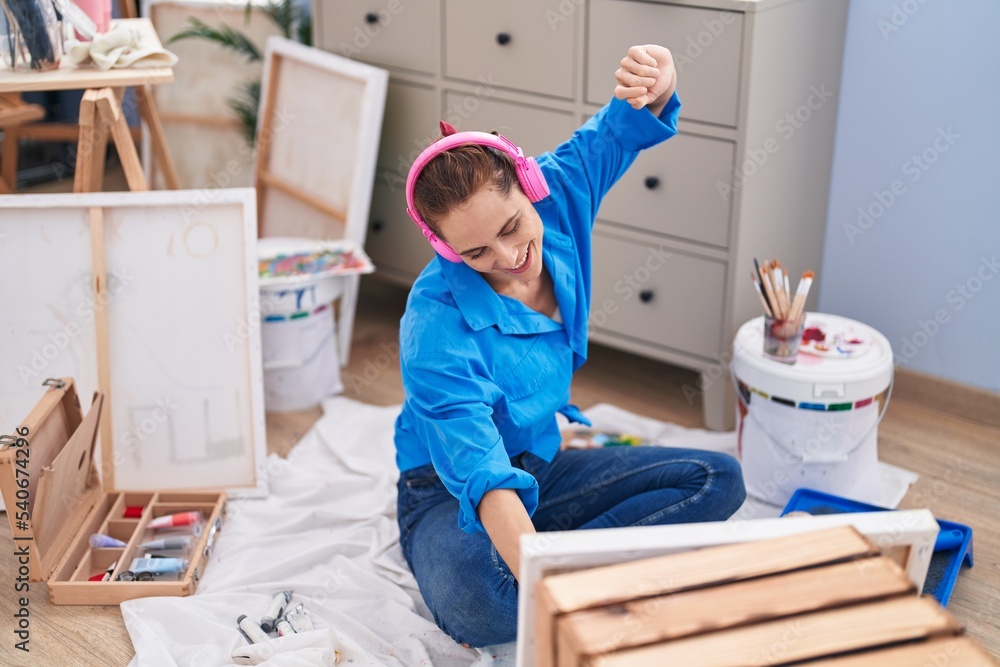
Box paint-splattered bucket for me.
[731,313,894,506]
[257,238,373,411]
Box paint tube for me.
[237,615,269,644]
[285,604,314,633]
[147,511,203,531]
[89,533,128,548]
[88,559,118,581]
[139,536,193,551]
[128,556,188,575]
[260,590,293,633]
[276,620,296,637]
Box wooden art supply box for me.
[0,379,227,605]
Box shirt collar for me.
[440,226,575,336]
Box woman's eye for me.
[470,250,485,260]
[502,221,520,237]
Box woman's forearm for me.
[478,488,536,581]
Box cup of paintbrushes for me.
[763,314,805,364]
[0,0,62,71]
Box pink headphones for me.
[405,121,550,263]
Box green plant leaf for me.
[167,17,262,63]
[227,78,262,147]
[262,0,294,39]
[297,14,312,46]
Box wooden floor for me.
[2,182,998,664]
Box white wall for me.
[818,0,1000,392]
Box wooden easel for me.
[73,85,178,192]
[0,18,179,194]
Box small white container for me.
[731,313,894,506]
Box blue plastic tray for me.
[781,488,973,606]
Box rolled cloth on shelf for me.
[65,22,178,70]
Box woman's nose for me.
[500,244,520,267]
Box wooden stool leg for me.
[74,90,109,193]
[94,88,147,191]
[136,84,180,190]
[1,126,20,191]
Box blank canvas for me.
[0,189,267,496]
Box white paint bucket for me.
[731,313,894,506]
[257,238,369,412]
[260,304,343,412]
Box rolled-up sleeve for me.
[402,353,538,534]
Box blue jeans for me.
[396,445,746,647]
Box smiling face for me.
[436,184,545,290]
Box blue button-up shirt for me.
[394,93,681,534]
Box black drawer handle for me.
[372,220,384,233]
[496,32,512,46]
[639,290,654,304]
[644,176,660,190]
[365,12,379,25]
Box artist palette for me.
[0,379,227,605]
[256,237,375,318]
[798,317,873,359]
[258,237,375,285]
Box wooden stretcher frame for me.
[253,36,388,364]
[142,0,284,190]
[515,509,939,667]
[0,188,267,497]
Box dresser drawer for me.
[598,132,735,247]
[587,0,744,127]
[443,93,577,159]
[591,232,726,358]
[366,171,436,279]
[379,81,439,171]
[316,0,438,75]
[444,0,576,100]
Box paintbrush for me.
[752,259,775,315]
[774,259,793,318]
[760,261,781,318]
[784,273,791,314]
[788,271,814,323]
[751,272,773,317]
[772,261,785,316]
[5,0,57,69]
[51,0,97,40]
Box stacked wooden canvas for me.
[535,527,997,667]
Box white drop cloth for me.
[122,398,916,667]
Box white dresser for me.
[313,0,849,429]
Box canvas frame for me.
[253,36,387,364]
[516,509,939,667]
[0,188,267,497]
